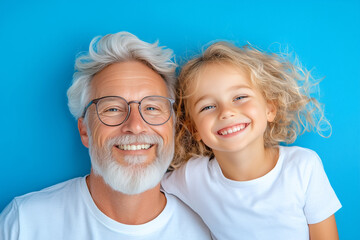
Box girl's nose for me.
[219,105,236,120]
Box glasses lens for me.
[140,96,172,125]
[96,97,128,126]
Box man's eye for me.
[105,106,125,112]
[107,108,119,112]
[143,105,164,116]
[101,106,126,115]
[200,105,215,112]
[144,105,162,112]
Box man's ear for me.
[266,101,277,122]
[78,118,89,148]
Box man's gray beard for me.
[88,134,174,195]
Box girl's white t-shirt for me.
[162,146,341,240]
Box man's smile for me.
[115,143,155,151]
[116,144,153,151]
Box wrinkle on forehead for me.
[90,61,169,100]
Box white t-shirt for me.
[161,146,341,240]
[0,176,212,240]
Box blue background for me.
[1,0,359,238]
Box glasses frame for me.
[82,95,175,126]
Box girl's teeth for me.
[220,124,247,136]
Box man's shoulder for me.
[0,177,86,236]
[164,192,204,222]
[164,193,211,237]
[13,177,84,211]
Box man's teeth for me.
[118,144,151,150]
[219,124,247,136]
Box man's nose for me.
[121,105,147,134]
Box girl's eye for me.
[233,96,247,102]
[200,105,215,112]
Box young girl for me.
[161,42,341,240]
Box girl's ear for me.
[78,118,89,148]
[194,131,202,141]
[266,101,277,122]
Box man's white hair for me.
[67,31,177,119]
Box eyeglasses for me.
[82,95,175,126]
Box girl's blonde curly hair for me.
[171,41,331,169]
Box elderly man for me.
[0,32,211,239]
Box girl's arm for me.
[309,215,339,240]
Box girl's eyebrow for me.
[228,85,252,92]
[193,85,252,107]
[193,94,211,107]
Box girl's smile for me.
[217,123,250,136]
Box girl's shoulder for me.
[280,145,319,159]
[279,145,324,174]
[165,155,215,182]
[177,155,213,171]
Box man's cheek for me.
[90,120,109,148]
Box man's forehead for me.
[90,61,169,99]
[94,61,161,79]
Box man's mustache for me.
[105,134,164,149]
